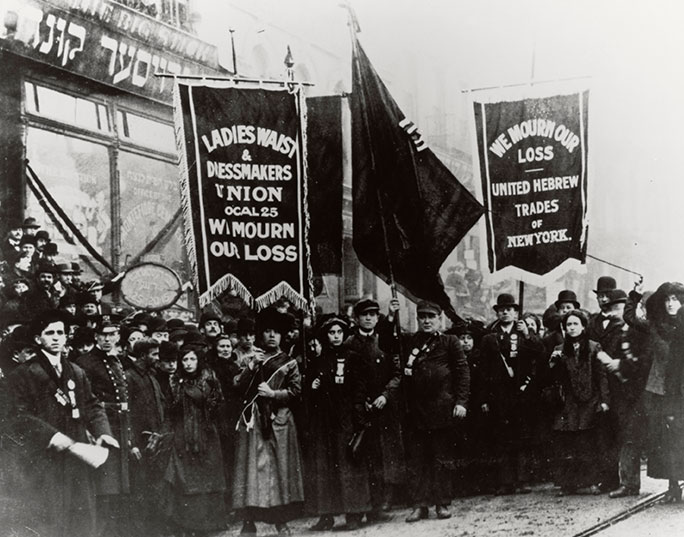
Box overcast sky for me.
[196,0,684,291]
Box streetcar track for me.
[573,484,684,537]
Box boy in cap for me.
[7,309,113,537]
[403,301,469,522]
[479,293,544,494]
[345,298,404,520]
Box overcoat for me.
[346,331,405,484]
[401,332,470,430]
[232,351,305,516]
[8,353,111,537]
[162,367,226,530]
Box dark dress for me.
[303,344,371,517]
[549,339,609,490]
[161,367,227,531]
[624,290,683,479]
[212,353,243,507]
[7,353,112,537]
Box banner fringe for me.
[296,88,316,319]
[255,281,308,312]
[199,273,254,309]
[173,84,200,294]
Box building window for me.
[24,81,110,133]
[117,109,175,153]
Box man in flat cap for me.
[403,301,469,522]
[479,293,543,494]
[346,298,404,520]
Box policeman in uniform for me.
[75,319,131,536]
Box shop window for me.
[117,110,175,153]
[118,151,181,265]
[25,127,112,276]
[24,81,110,133]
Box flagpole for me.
[345,4,404,343]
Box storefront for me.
[0,0,227,295]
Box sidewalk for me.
[217,470,668,537]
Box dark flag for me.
[351,37,484,322]
[307,96,343,275]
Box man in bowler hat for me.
[479,293,544,494]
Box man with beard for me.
[479,293,543,494]
[7,310,113,537]
[233,308,304,536]
[403,301,469,522]
[75,320,132,536]
[346,298,404,520]
[23,262,59,319]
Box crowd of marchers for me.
[0,218,683,537]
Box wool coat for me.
[8,353,111,537]
[401,332,470,430]
[162,367,226,531]
[232,351,305,518]
[346,330,405,485]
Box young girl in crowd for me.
[549,310,609,495]
[304,315,371,531]
[161,344,226,536]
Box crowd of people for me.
[1,218,683,537]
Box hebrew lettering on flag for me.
[473,92,589,275]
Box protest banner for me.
[473,92,589,275]
[174,83,311,310]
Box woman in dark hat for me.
[548,310,609,495]
[161,343,226,535]
[232,309,304,536]
[303,315,371,531]
[625,280,684,501]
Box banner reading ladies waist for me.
[174,83,311,310]
[474,92,589,275]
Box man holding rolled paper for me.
[7,309,114,537]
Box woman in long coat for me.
[233,309,304,536]
[548,310,609,495]
[304,315,371,530]
[625,280,684,501]
[161,344,226,535]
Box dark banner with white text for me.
[474,92,589,275]
[174,83,311,310]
